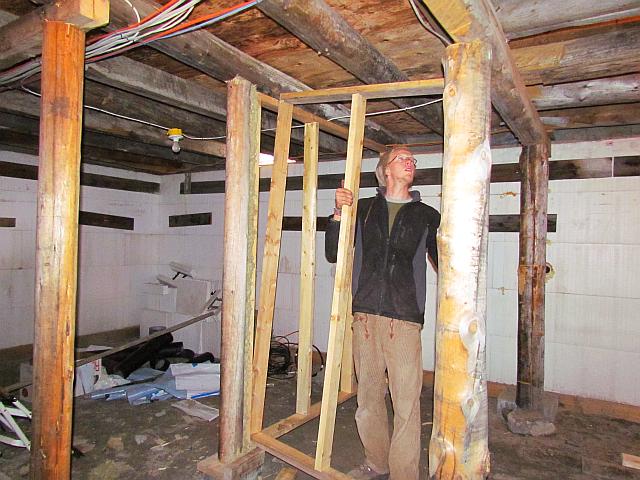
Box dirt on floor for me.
[1,375,639,479]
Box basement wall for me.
[1,137,638,406]
[156,137,639,407]
[0,151,161,349]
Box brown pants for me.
[352,312,423,480]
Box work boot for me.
[347,463,389,480]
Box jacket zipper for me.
[377,201,409,315]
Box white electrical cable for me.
[407,0,452,46]
[327,97,444,122]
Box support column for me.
[199,76,264,480]
[30,21,87,480]
[503,143,557,436]
[429,41,492,479]
[516,143,550,411]
[220,77,259,462]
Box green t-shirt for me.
[387,198,412,234]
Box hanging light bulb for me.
[167,128,183,153]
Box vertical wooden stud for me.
[220,76,258,463]
[296,122,319,415]
[428,41,492,479]
[339,279,356,394]
[516,142,550,411]
[315,94,367,471]
[242,82,261,453]
[250,100,294,433]
[30,20,86,480]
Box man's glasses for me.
[391,155,417,166]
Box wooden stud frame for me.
[240,78,445,480]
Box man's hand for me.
[334,182,353,221]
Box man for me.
[325,147,439,480]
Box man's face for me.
[385,148,416,186]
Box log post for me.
[30,21,87,480]
[516,143,550,410]
[429,41,492,479]
[219,76,260,463]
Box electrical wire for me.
[0,0,262,86]
[327,97,444,122]
[407,0,452,46]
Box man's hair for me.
[375,147,411,186]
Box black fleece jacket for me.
[325,189,440,325]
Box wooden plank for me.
[540,103,640,130]
[516,143,551,411]
[30,20,86,480]
[262,391,356,439]
[243,83,261,454]
[0,217,16,227]
[281,79,444,104]
[339,279,356,394]
[250,100,294,434]
[75,311,215,367]
[582,456,640,478]
[105,0,397,147]
[0,129,182,174]
[0,102,217,168]
[219,77,257,463]
[86,57,345,156]
[297,122,319,415]
[259,93,386,154]
[528,74,640,111]
[514,23,640,85]
[492,0,640,39]
[421,0,548,146]
[275,467,299,480]
[622,453,640,470]
[258,0,444,134]
[315,94,367,471]
[429,40,492,479]
[252,433,352,480]
[79,211,134,231]
[168,212,212,228]
[0,0,108,70]
[614,155,640,177]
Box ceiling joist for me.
[258,0,445,135]
[422,0,548,146]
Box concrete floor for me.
[1,375,639,479]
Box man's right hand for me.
[334,185,353,221]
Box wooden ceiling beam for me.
[0,115,188,174]
[0,90,222,163]
[257,0,444,135]
[0,0,108,70]
[491,0,640,39]
[540,102,640,130]
[514,23,640,85]
[421,0,548,146]
[528,74,640,111]
[106,0,400,147]
[86,56,348,154]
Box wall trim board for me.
[168,212,212,227]
[422,371,640,424]
[0,217,16,227]
[79,211,134,231]
[281,214,558,234]
[0,161,160,193]
[180,155,640,195]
